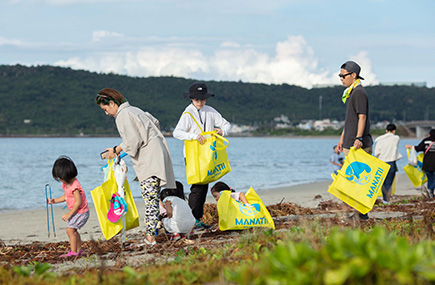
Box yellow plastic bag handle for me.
[183,111,229,149]
[210,132,229,150]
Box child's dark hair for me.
[211,181,234,194]
[160,181,185,202]
[52,156,78,184]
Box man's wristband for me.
[113,146,118,155]
[355,137,363,142]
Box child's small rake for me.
[45,184,56,238]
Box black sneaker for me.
[349,213,369,221]
[358,213,369,220]
[194,219,211,230]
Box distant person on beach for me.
[159,186,195,241]
[405,129,435,198]
[96,88,176,246]
[173,82,231,230]
[211,182,251,206]
[337,60,373,220]
[330,145,344,175]
[49,156,89,257]
[374,123,402,203]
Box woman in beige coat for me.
[96,88,176,245]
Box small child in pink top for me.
[211,181,252,206]
[48,156,90,258]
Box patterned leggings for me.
[140,176,161,236]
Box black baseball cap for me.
[341,61,364,80]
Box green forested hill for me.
[0,64,433,135]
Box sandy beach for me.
[0,173,420,246]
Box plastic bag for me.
[91,160,139,240]
[328,148,391,214]
[403,150,427,187]
[185,131,231,185]
[407,147,418,166]
[217,187,275,231]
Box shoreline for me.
[0,174,420,245]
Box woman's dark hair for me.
[211,181,234,193]
[429,129,435,139]
[52,156,78,184]
[160,181,185,201]
[95,88,127,106]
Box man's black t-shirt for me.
[343,85,372,149]
[415,137,435,172]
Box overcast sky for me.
[1,0,434,88]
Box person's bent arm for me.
[165,200,173,218]
[337,129,345,152]
[62,190,81,222]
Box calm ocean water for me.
[0,137,418,211]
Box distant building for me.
[372,120,391,130]
[312,119,342,131]
[274,115,291,129]
[230,124,257,134]
[297,120,314,130]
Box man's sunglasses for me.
[338,72,353,78]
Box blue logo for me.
[210,140,218,163]
[238,203,261,216]
[345,162,372,185]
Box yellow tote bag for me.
[183,111,231,185]
[91,160,139,240]
[328,148,391,214]
[217,187,275,231]
[403,150,427,187]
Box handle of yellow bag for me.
[183,112,204,133]
[406,148,410,158]
[211,132,229,150]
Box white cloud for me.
[53,35,377,88]
[0,36,24,46]
[92,30,124,42]
[220,42,241,48]
[348,51,378,84]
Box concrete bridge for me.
[400,121,435,138]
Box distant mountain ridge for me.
[0,64,433,135]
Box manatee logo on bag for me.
[207,138,228,179]
[210,141,218,163]
[345,162,371,185]
[235,202,270,227]
[239,203,261,216]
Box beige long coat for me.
[115,102,176,188]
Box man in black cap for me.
[337,60,373,220]
[173,82,231,229]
